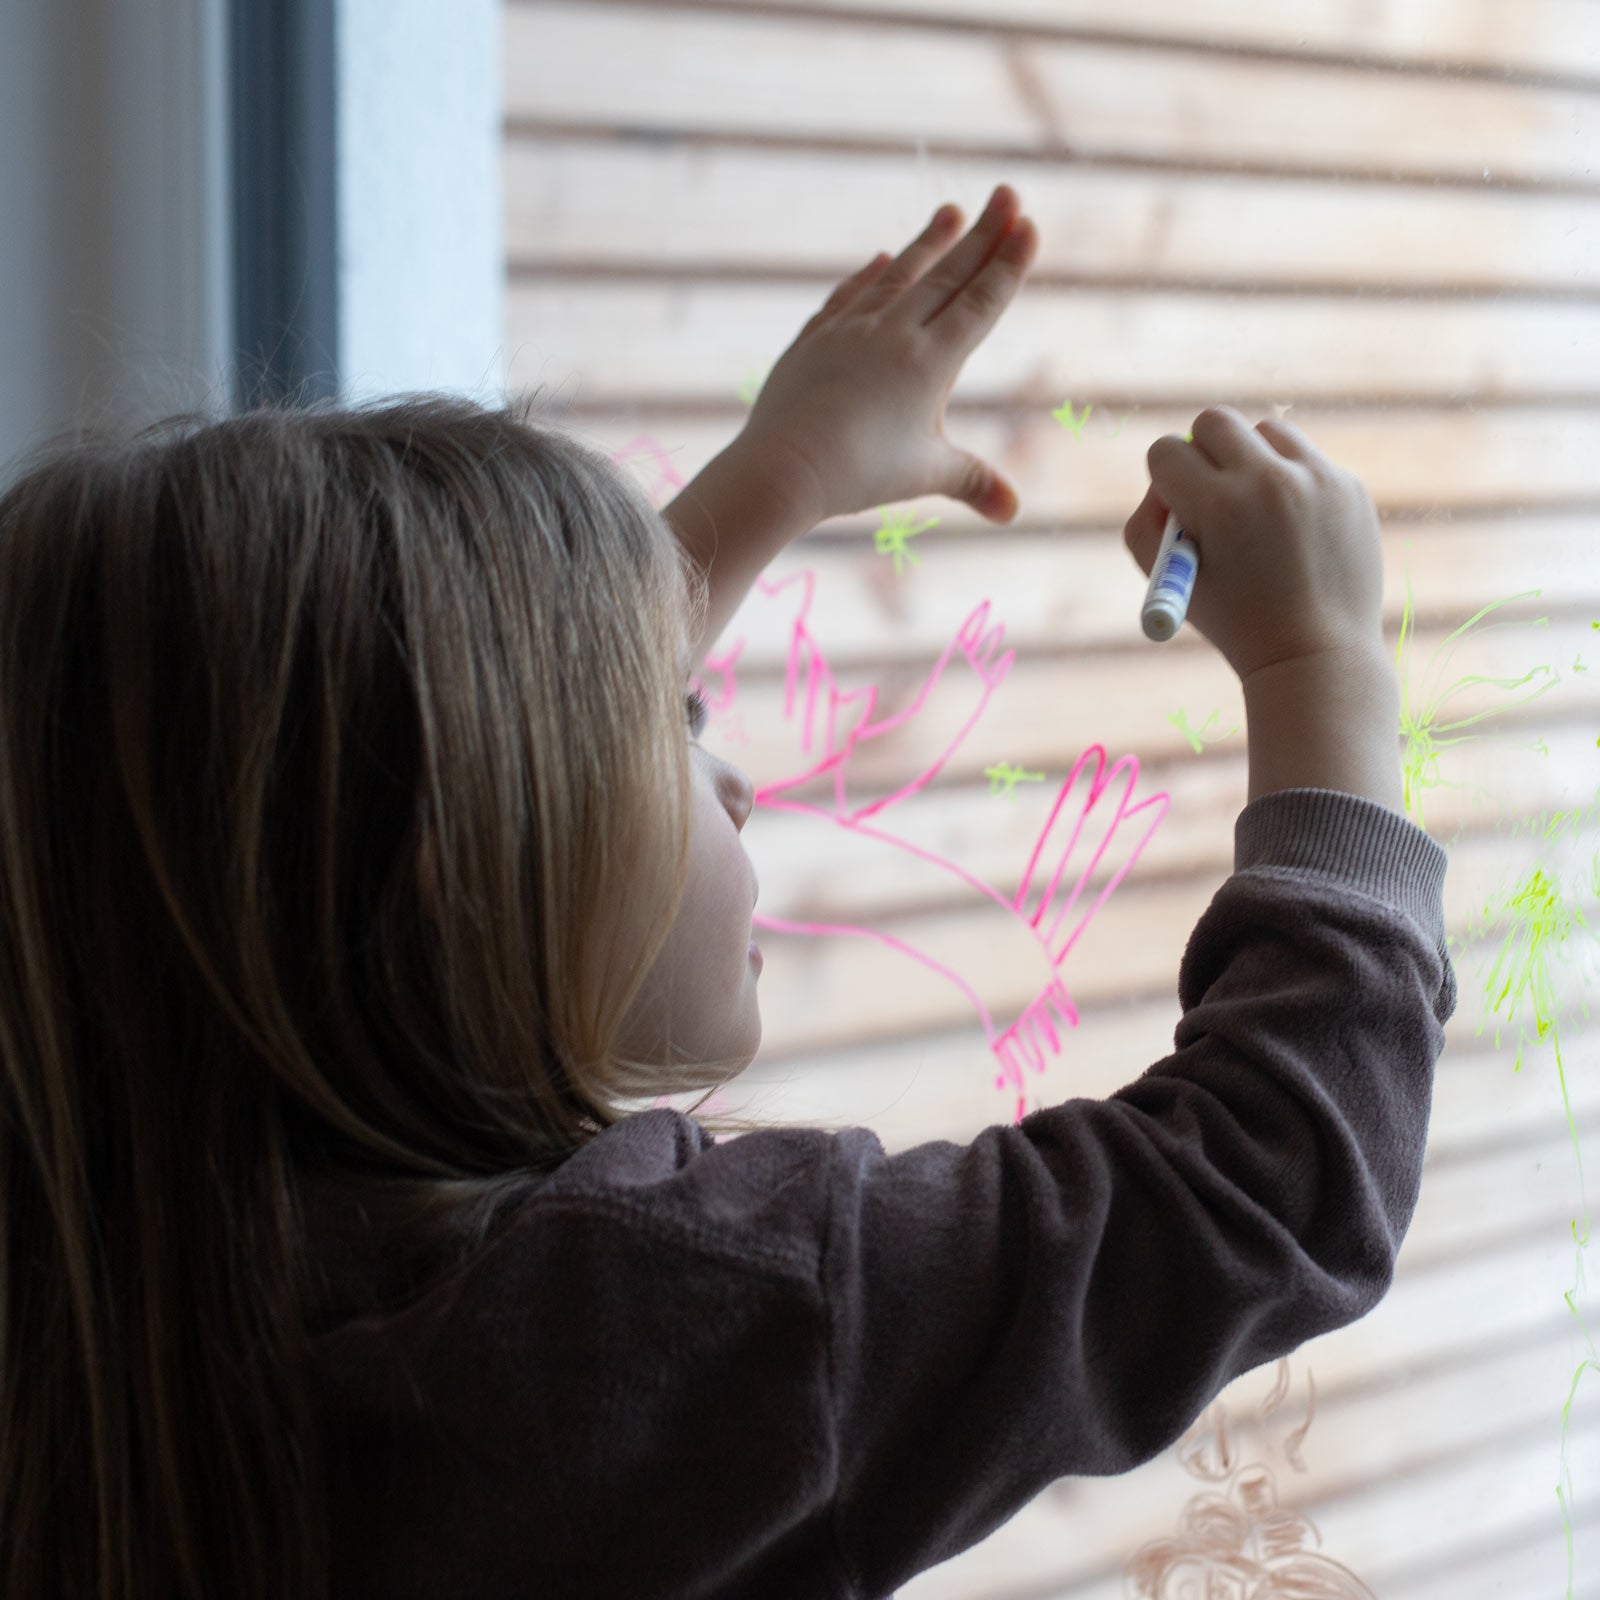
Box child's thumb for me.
[1122,484,1170,576]
[947,450,1019,523]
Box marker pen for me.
[1141,511,1199,642]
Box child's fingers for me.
[1189,405,1278,471]
[799,252,893,337]
[850,202,969,315]
[1254,414,1321,466]
[895,186,1024,327]
[1145,430,1217,526]
[911,216,1037,356]
[1122,483,1171,577]
[832,251,892,306]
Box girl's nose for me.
[716,757,754,830]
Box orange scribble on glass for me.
[1126,1360,1375,1600]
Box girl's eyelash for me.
[686,687,710,737]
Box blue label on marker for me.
[1153,547,1196,601]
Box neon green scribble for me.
[984,762,1046,798]
[1168,707,1240,754]
[1458,788,1600,1600]
[1474,858,1585,1076]
[737,366,771,407]
[1052,400,1093,438]
[874,507,940,576]
[1393,569,1560,830]
[1407,569,1599,1594]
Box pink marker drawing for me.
[695,569,1169,1125]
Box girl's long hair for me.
[0,390,763,1599]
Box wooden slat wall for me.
[502,4,1600,1595]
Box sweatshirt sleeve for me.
[822,788,1457,1599]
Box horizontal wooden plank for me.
[765,0,1600,84]
[714,957,1600,1156]
[731,1018,1600,1279]
[713,614,1595,813]
[1406,1117,1600,1268]
[737,737,1593,938]
[1381,1504,1600,1600]
[735,719,1599,932]
[567,409,1600,528]
[706,985,1600,1250]
[505,139,1600,294]
[716,889,1600,1113]
[688,510,1600,668]
[1426,1035,1600,1166]
[743,808,1599,1056]
[507,283,1600,402]
[759,877,1576,1076]
[505,3,1599,190]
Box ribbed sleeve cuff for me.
[1234,788,1450,941]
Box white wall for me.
[336,0,506,405]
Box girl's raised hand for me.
[738,185,1040,528]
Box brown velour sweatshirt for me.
[305,787,1458,1599]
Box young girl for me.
[0,186,1455,1599]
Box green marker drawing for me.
[1472,852,1589,1078]
[874,507,940,576]
[1399,564,1598,1593]
[1168,707,1240,754]
[1393,569,1560,831]
[737,365,771,407]
[984,761,1046,798]
[1582,622,1599,676]
[1456,789,1600,1600]
[1052,400,1093,438]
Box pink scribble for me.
[697,568,1169,1125]
[652,1086,735,1118]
